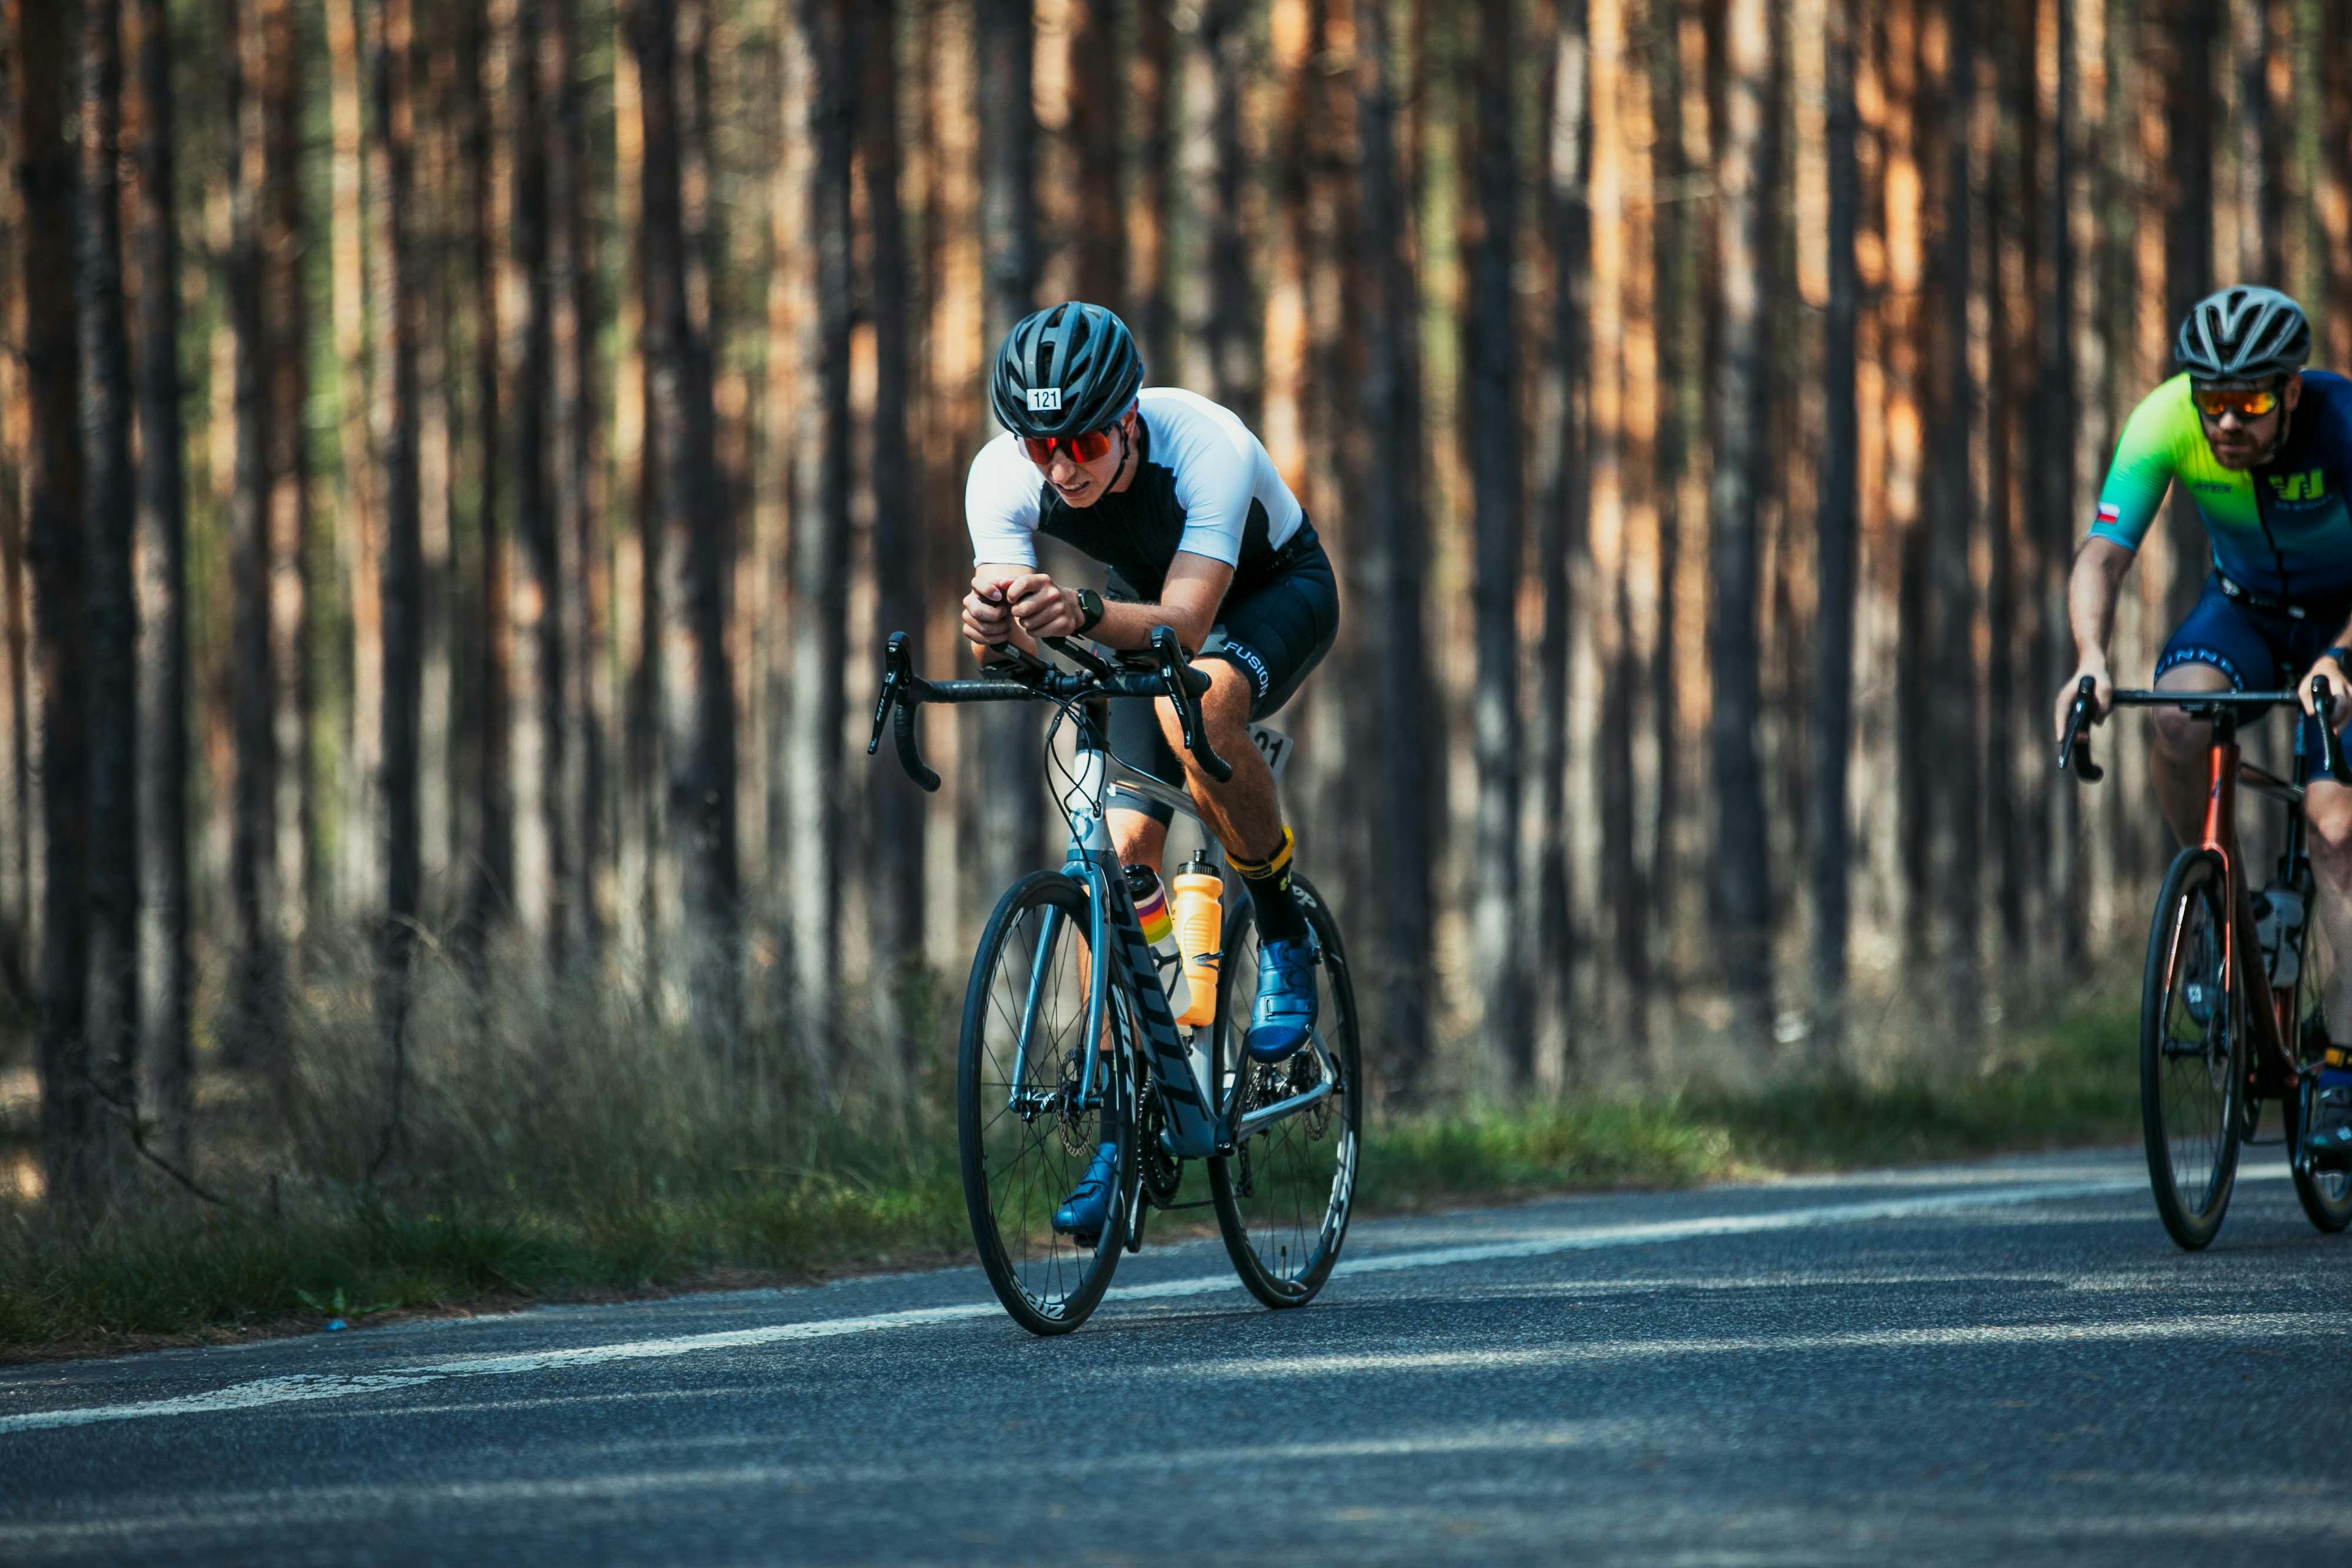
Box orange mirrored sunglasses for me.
[1020,428,1116,466]
[2192,386,2280,420]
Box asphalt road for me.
[2,1147,2346,1566]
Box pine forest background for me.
[1,0,2340,1208]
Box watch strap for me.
[1075,587,1106,635]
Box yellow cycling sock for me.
[1231,826,1308,944]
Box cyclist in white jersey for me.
[960,302,1339,1238]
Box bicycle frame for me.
[2178,705,2302,1099]
[1022,707,1339,1160]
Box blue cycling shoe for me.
[2307,1077,2352,1172]
[1051,1142,1121,1240]
[1245,937,1320,1063]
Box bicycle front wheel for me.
[2140,848,2244,1250]
[1208,873,1362,1309]
[957,870,1136,1334]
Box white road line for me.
[0,1170,2190,1436]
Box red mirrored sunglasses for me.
[1020,428,1117,466]
[2192,385,2281,420]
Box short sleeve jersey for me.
[2090,369,2352,601]
[965,386,1307,601]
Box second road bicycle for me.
[2061,673,2352,1248]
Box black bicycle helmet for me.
[989,302,1144,439]
[2175,285,2312,382]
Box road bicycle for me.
[868,625,1361,1333]
[2060,674,2352,1248]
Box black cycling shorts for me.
[1104,520,1339,823]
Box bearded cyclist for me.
[2057,284,2352,1169]
[961,301,1339,1238]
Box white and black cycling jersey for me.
[964,386,1307,600]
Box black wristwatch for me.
[2330,647,2352,680]
[1074,587,1106,636]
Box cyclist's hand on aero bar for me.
[1002,571,1083,640]
[962,576,1016,646]
[2055,656,2112,745]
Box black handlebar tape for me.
[2315,677,2349,784]
[894,696,940,793]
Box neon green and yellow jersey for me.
[2090,370,2352,601]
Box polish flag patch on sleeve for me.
[2095,502,2121,526]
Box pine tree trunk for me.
[1351,0,1434,1096]
[1810,0,1860,1046]
[1646,0,1694,995]
[542,0,603,968]
[1707,0,1773,1045]
[461,0,514,976]
[261,0,313,941]
[1128,0,1176,373]
[1199,0,1257,421]
[80,0,140,1183]
[328,0,381,922]
[366,0,425,1160]
[224,0,282,1082]
[131,0,194,1164]
[1532,0,1589,1080]
[629,0,740,1049]
[1461,0,1524,1079]
[862,0,927,1088]
[2160,0,2217,625]
[1067,0,1123,309]
[1921,0,1980,1042]
[16,0,100,1205]
[0,129,25,1009]
[790,0,854,1072]
[510,0,564,974]
[972,0,1044,917]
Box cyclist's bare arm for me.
[963,552,1234,658]
[2055,535,2135,742]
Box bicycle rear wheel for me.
[957,870,1136,1334]
[2140,848,2245,1250]
[2284,894,2352,1232]
[1208,874,1362,1309]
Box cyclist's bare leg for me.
[1109,809,1167,876]
[2302,780,2352,1029]
[2149,662,2233,845]
[1154,660,1285,862]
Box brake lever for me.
[2058,674,2104,783]
[1150,625,1233,784]
[868,632,911,755]
[868,632,940,791]
[2313,676,2348,783]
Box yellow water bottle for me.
[1169,851,1223,1028]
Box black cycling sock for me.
[1231,826,1309,946]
